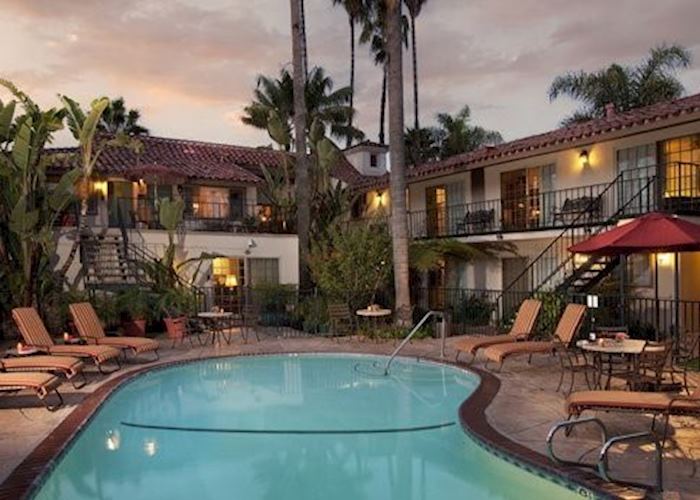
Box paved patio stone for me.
[0,330,697,498]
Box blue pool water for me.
[33,355,586,499]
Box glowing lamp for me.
[376,190,385,207]
[656,253,674,267]
[579,150,590,169]
[224,275,239,287]
[92,180,108,199]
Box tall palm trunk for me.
[290,0,311,289]
[410,13,419,131]
[379,67,387,144]
[386,0,411,325]
[346,17,356,149]
[300,0,308,75]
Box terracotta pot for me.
[122,319,147,337]
[164,317,187,340]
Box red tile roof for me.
[353,92,700,191]
[50,134,369,186]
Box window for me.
[627,254,652,288]
[616,144,656,211]
[248,258,280,285]
[660,135,700,197]
[370,154,378,167]
[211,257,243,286]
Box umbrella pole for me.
[620,255,626,326]
[654,254,660,341]
[675,252,680,343]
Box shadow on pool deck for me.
[0,330,697,499]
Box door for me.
[425,185,447,237]
[659,135,700,211]
[501,170,528,230]
[427,259,446,310]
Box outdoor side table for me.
[356,308,392,334]
[198,311,234,345]
[577,339,664,390]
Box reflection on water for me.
[33,355,582,500]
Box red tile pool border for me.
[0,352,634,499]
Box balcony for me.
[409,163,700,239]
[109,197,295,234]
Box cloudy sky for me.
[2,0,700,148]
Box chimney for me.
[605,103,616,118]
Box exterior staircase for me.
[81,234,149,292]
[500,172,658,299]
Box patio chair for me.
[555,342,597,396]
[164,316,206,348]
[667,331,700,394]
[12,307,122,374]
[454,299,542,364]
[241,304,261,342]
[614,340,674,391]
[69,303,159,361]
[328,303,353,338]
[483,303,587,371]
[0,372,64,411]
[0,356,86,389]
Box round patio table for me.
[198,311,234,345]
[356,308,392,335]
[576,339,664,390]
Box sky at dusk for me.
[2,0,700,148]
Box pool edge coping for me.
[0,350,633,499]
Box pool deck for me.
[0,331,697,499]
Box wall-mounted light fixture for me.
[376,190,385,207]
[92,180,108,199]
[579,150,590,170]
[656,253,674,267]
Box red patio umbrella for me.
[569,212,700,338]
[569,212,700,255]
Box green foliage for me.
[309,220,392,311]
[451,294,495,327]
[98,97,149,136]
[0,80,81,323]
[532,291,567,339]
[155,286,198,318]
[409,238,507,272]
[243,66,365,147]
[549,44,692,125]
[115,288,155,322]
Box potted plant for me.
[158,287,196,343]
[116,288,153,337]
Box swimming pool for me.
[32,354,587,499]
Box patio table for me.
[197,311,235,345]
[576,339,664,390]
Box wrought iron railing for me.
[109,197,295,234]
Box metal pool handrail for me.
[384,311,445,376]
[546,417,664,492]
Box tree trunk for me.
[411,13,419,131]
[387,0,412,325]
[290,0,311,289]
[379,67,387,144]
[346,17,355,149]
[300,0,308,75]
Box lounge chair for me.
[12,307,122,374]
[454,299,542,364]
[0,372,64,411]
[483,303,587,371]
[69,302,159,361]
[0,356,86,388]
[566,386,700,446]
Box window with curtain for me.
[248,258,280,286]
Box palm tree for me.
[98,97,149,136]
[386,0,411,325]
[242,67,364,148]
[331,0,369,148]
[360,2,407,145]
[404,126,439,165]
[435,105,503,158]
[549,44,692,125]
[290,0,311,289]
[404,0,427,131]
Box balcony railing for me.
[409,164,700,239]
[110,197,295,234]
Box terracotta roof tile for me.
[353,92,700,191]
